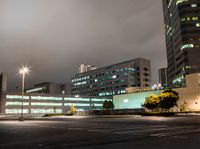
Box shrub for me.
[69,105,76,115]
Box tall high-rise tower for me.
[162,0,200,86]
[0,72,7,93]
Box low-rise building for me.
[0,93,111,115]
[0,74,112,115]
[0,72,7,93]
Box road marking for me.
[88,129,106,132]
[68,128,83,130]
[114,126,199,135]
[114,128,170,135]
[150,128,200,137]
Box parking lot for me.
[0,115,200,149]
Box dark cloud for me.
[0,0,167,91]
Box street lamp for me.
[19,66,30,121]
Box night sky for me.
[0,0,167,91]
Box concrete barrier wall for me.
[113,73,200,111]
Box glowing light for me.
[124,99,129,103]
[19,66,30,74]
[75,95,80,98]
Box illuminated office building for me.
[71,58,151,97]
[162,0,200,86]
[0,93,111,115]
[0,73,111,115]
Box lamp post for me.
[19,66,30,121]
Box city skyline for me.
[0,0,166,91]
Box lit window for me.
[6,102,29,106]
[192,17,198,21]
[26,87,44,93]
[112,75,117,79]
[121,90,126,94]
[176,0,188,5]
[64,103,90,106]
[191,4,197,8]
[6,109,28,114]
[6,95,29,100]
[64,98,90,101]
[91,98,110,102]
[99,93,106,96]
[31,102,62,106]
[181,44,194,50]
[94,104,103,107]
[187,17,190,21]
[181,18,185,22]
[196,23,200,27]
[31,96,62,101]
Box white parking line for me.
[88,129,106,132]
[114,128,171,135]
[68,128,83,130]
[150,128,200,137]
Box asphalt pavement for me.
[0,115,200,149]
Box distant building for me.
[158,68,168,87]
[25,82,71,95]
[71,58,151,97]
[79,64,97,73]
[0,72,7,93]
[162,0,200,87]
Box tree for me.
[159,90,179,111]
[102,100,114,110]
[53,106,56,113]
[91,104,96,110]
[143,90,179,112]
[163,89,179,96]
[69,105,76,115]
[143,95,160,111]
[180,100,189,112]
[108,100,114,110]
